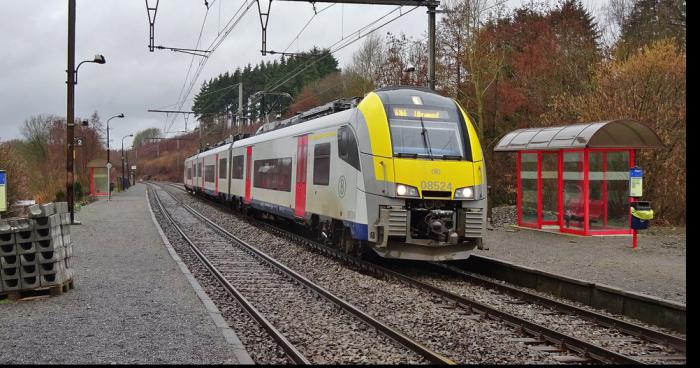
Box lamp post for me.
[106,113,124,201]
[66,0,107,224]
[126,145,133,186]
[121,134,133,191]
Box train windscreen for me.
[388,105,467,160]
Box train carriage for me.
[186,86,487,261]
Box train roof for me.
[232,108,355,148]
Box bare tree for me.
[345,33,386,95]
[21,114,61,161]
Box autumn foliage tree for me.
[542,39,685,224]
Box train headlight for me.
[455,186,475,199]
[396,184,419,198]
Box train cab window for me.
[197,163,202,177]
[219,158,227,179]
[338,126,361,171]
[187,167,192,180]
[313,143,331,186]
[204,164,215,183]
[231,155,244,179]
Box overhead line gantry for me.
[256,0,440,90]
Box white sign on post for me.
[106,163,113,201]
[131,165,136,170]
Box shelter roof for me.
[494,120,663,152]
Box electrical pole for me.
[238,82,243,129]
[428,3,436,90]
[66,0,77,224]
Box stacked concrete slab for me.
[0,202,74,295]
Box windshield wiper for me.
[396,152,419,158]
[419,117,434,160]
[442,154,462,160]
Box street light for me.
[74,54,106,84]
[121,134,133,191]
[106,113,124,201]
[65,0,106,225]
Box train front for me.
[354,87,487,261]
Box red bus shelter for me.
[87,158,109,197]
[494,120,662,236]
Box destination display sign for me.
[392,107,448,120]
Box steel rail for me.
[167,183,670,364]
[429,262,686,353]
[248,218,645,365]
[149,185,310,364]
[180,180,685,352]
[157,183,455,365]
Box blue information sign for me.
[629,167,643,197]
[0,172,5,185]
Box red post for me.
[516,151,522,226]
[633,229,638,249]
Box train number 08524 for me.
[420,181,452,191]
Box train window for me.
[313,143,331,186]
[187,167,192,179]
[231,155,244,179]
[219,158,227,179]
[253,158,292,191]
[338,126,361,171]
[205,165,216,183]
[197,163,202,177]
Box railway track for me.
[148,183,452,365]
[165,181,686,364]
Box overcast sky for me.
[0,0,608,148]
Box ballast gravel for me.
[167,187,561,364]
[151,186,426,364]
[148,189,290,364]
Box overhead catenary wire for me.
[266,6,419,94]
[282,3,337,54]
[166,0,256,134]
[216,5,420,126]
[168,2,419,136]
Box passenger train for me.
[184,86,487,261]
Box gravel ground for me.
[166,186,561,364]
[148,187,290,364]
[397,264,685,364]
[485,206,686,303]
[0,184,244,364]
[151,185,426,365]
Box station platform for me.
[0,184,252,364]
[476,222,686,304]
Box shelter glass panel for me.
[541,153,559,223]
[587,152,605,229]
[594,151,631,231]
[562,151,585,230]
[93,169,107,194]
[519,153,538,225]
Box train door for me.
[294,135,309,218]
[244,146,252,204]
[215,153,219,195]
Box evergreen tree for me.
[616,0,686,58]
